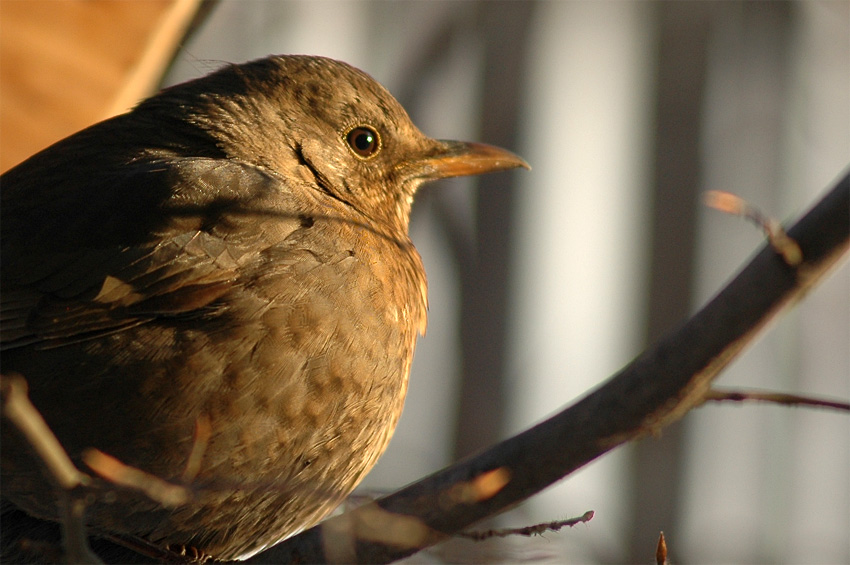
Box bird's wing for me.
[0,156,300,351]
[0,232,248,350]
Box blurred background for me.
[2,1,848,562]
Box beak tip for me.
[428,140,531,179]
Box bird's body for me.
[0,55,525,560]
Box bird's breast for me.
[192,218,427,477]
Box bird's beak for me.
[414,140,530,181]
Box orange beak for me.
[414,140,530,181]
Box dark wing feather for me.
[1,146,301,350]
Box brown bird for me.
[0,55,527,561]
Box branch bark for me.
[247,170,849,564]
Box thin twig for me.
[182,415,212,483]
[704,190,803,266]
[0,373,87,490]
[83,449,191,508]
[705,388,850,411]
[1,373,101,563]
[458,510,594,541]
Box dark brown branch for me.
[246,170,849,564]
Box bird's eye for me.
[346,126,381,158]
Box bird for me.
[0,54,528,561]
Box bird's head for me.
[143,55,528,234]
